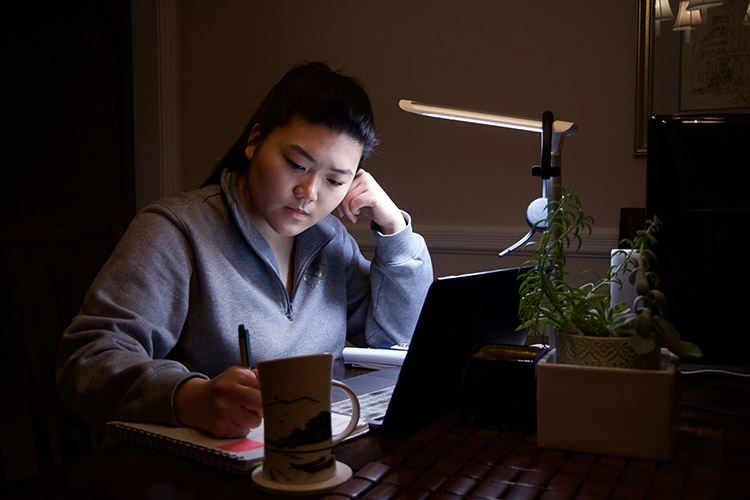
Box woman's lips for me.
[285,206,308,219]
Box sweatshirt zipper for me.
[284,248,316,322]
[279,233,331,322]
[286,302,294,321]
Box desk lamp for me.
[399,100,578,257]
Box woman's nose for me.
[294,175,318,202]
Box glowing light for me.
[674,0,703,42]
[655,0,675,36]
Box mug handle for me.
[330,380,361,445]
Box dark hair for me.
[203,62,378,186]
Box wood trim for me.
[347,224,620,259]
[157,0,180,196]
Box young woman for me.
[56,62,433,438]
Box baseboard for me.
[347,224,620,260]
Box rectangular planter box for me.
[536,349,679,461]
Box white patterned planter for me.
[555,331,660,370]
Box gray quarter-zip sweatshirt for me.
[56,169,433,428]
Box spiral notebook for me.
[106,412,364,474]
[106,420,266,473]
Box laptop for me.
[332,266,531,433]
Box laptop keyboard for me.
[332,386,394,423]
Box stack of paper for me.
[342,345,408,368]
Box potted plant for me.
[517,188,701,367]
[517,188,701,460]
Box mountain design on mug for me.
[264,396,333,448]
[289,454,335,474]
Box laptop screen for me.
[381,267,531,431]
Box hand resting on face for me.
[337,169,407,235]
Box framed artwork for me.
[634,0,750,155]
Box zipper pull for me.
[286,303,294,321]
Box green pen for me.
[238,324,253,368]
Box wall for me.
[4,0,134,481]
[160,1,647,279]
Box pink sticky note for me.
[218,439,264,452]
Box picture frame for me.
[634,0,750,156]
[635,0,655,156]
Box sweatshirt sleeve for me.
[346,211,433,347]
[55,204,205,429]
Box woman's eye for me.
[286,159,304,170]
[327,178,344,187]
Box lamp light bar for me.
[399,99,578,137]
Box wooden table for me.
[4,367,748,499]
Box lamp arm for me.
[398,99,578,141]
[398,98,576,257]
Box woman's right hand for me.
[173,365,263,438]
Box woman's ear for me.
[244,123,262,161]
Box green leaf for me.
[652,316,682,353]
[647,272,661,288]
[636,278,650,295]
[678,340,703,359]
[649,289,665,308]
[634,310,652,337]
[630,333,656,354]
[628,272,638,285]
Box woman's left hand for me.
[337,169,406,235]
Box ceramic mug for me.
[256,353,360,485]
